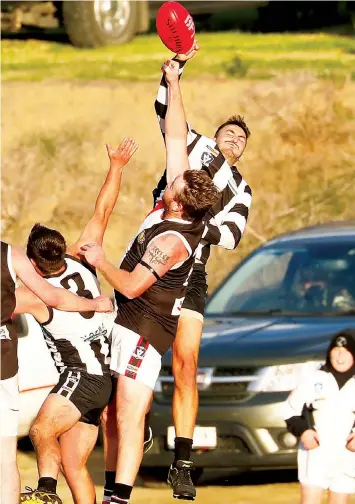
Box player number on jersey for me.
[60,273,95,320]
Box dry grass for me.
[2,73,355,293]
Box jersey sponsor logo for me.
[207,145,219,157]
[0,325,10,340]
[126,363,139,373]
[83,323,108,343]
[137,231,146,245]
[133,345,147,360]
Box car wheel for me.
[62,0,139,48]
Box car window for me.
[206,241,355,316]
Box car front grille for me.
[155,366,260,404]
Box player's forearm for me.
[40,283,100,312]
[155,60,186,131]
[166,81,187,140]
[94,161,123,219]
[96,259,136,299]
[165,81,189,184]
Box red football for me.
[156,2,195,54]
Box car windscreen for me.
[206,240,355,316]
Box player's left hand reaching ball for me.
[174,39,200,62]
[80,243,105,269]
[106,137,138,166]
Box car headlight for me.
[248,361,323,392]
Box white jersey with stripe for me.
[42,256,111,376]
[153,60,252,265]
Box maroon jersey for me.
[115,205,203,354]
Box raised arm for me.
[12,246,112,313]
[80,234,189,299]
[202,180,252,250]
[67,138,138,258]
[162,60,190,184]
[154,41,199,140]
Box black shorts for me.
[181,264,208,316]
[51,369,112,426]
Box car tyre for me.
[62,0,139,48]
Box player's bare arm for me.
[12,246,113,313]
[80,234,188,299]
[163,59,190,184]
[13,286,50,324]
[67,137,138,257]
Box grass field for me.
[2,31,355,81]
[2,32,355,292]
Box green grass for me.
[2,31,355,82]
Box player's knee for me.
[29,423,42,443]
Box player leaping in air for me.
[153,41,252,500]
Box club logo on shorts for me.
[0,325,10,340]
[137,231,145,244]
[133,345,147,360]
[335,336,347,347]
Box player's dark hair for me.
[26,223,66,275]
[215,115,251,139]
[176,170,220,222]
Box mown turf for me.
[2,31,355,82]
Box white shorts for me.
[0,374,19,437]
[110,324,162,390]
[298,446,355,494]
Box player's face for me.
[330,346,354,372]
[215,124,247,162]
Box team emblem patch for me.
[133,345,147,360]
[201,151,214,167]
[137,231,145,244]
[335,336,347,347]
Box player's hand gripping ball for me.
[156,1,195,54]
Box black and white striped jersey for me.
[41,256,111,376]
[1,241,18,380]
[153,60,252,265]
[115,204,203,355]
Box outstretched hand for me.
[105,137,138,166]
[174,39,200,62]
